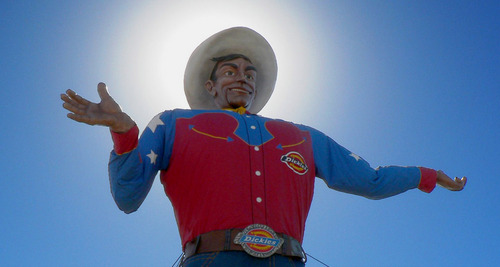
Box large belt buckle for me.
[234,224,284,258]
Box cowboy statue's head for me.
[184,27,277,114]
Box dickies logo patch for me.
[280,151,309,175]
[234,224,284,258]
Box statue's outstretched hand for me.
[436,170,467,191]
[61,82,135,133]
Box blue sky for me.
[1,0,499,266]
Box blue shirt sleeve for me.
[297,124,421,199]
[108,111,175,213]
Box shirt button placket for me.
[246,117,266,223]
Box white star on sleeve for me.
[146,150,158,165]
[350,152,361,161]
[147,114,165,133]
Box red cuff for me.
[110,125,139,155]
[418,167,437,193]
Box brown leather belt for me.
[183,229,306,260]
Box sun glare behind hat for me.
[184,27,278,114]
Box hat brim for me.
[184,27,277,114]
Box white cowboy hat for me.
[184,27,277,114]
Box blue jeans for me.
[180,251,306,267]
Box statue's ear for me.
[205,80,216,96]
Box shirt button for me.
[250,125,256,130]
[256,197,262,203]
[255,171,261,176]
[254,146,260,151]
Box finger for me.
[62,92,88,114]
[67,111,115,127]
[66,89,91,105]
[62,102,87,115]
[452,177,467,190]
[67,113,93,125]
[61,93,86,109]
[60,93,71,103]
[97,82,112,101]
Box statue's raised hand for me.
[61,82,135,133]
[436,170,467,191]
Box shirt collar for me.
[223,106,249,115]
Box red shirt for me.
[109,109,436,248]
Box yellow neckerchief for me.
[223,106,247,115]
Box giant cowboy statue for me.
[61,27,467,266]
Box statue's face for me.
[205,57,257,109]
